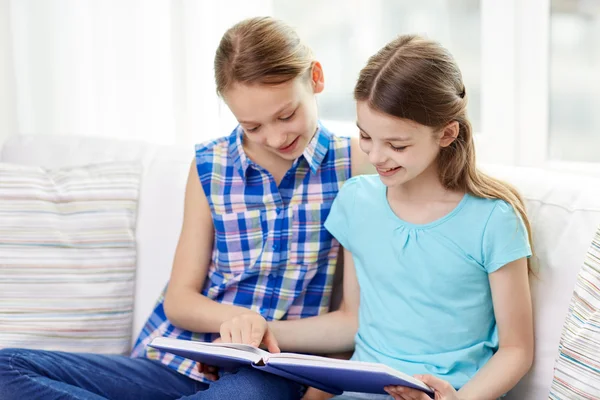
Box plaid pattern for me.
[131,124,351,382]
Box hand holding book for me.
[385,374,463,400]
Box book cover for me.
[149,337,434,398]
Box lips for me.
[377,166,401,173]
[278,136,299,153]
[376,165,403,177]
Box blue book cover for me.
[149,337,434,398]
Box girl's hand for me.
[196,337,222,381]
[385,375,461,400]
[302,387,334,400]
[219,312,281,353]
[197,362,219,381]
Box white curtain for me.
[1,0,272,145]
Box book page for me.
[150,337,269,363]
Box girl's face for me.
[356,101,457,188]
[223,64,324,162]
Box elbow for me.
[503,344,534,378]
[163,287,184,328]
[339,304,359,336]
[523,345,534,374]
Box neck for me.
[388,161,449,202]
[243,140,295,175]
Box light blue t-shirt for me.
[324,175,531,389]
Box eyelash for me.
[279,111,296,121]
[360,134,407,152]
[244,111,296,133]
[390,145,407,152]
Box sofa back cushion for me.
[548,225,600,399]
[0,162,141,354]
[0,135,192,342]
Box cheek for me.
[288,114,314,136]
[243,132,266,145]
[359,140,371,153]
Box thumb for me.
[416,375,453,394]
[263,329,281,353]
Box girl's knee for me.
[0,348,43,375]
[0,348,23,369]
[222,367,304,400]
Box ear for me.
[438,121,460,148]
[310,61,325,94]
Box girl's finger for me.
[241,322,252,345]
[386,387,407,400]
[219,326,231,343]
[230,327,242,344]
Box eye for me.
[359,132,370,140]
[390,144,407,152]
[279,111,296,121]
[245,126,260,133]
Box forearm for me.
[164,289,255,333]
[269,309,357,354]
[458,346,533,400]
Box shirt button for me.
[268,274,276,280]
[275,207,281,214]
[272,243,279,250]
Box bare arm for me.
[272,137,369,351]
[269,247,360,354]
[387,257,534,400]
[457,257,534,400]
[163,159,256,333]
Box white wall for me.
[0,0,17,147]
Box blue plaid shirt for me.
[131,124,351,381]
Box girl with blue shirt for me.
[0,17,371,400]
[219,35,534,400]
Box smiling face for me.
[356,101,447,188]
[222,65,324,162]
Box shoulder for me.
[465,196,526,241]
[464,195,514,221]
[337,174,382,203]
[195,136,230,160]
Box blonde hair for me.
[354,34,534,272]
[214,16,314,95]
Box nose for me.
[368,144,387,166]
[266,130,288,149]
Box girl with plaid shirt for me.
[0,16,370,400]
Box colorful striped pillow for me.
[549,226,600,399]
[0,162,141,354]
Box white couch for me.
[2,134,600,400]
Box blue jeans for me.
[0,348,305,400]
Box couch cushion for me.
[548,225,600,399]
[0,161,141,354]
[0,134,192,344]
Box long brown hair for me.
[214,16,314,95]
[355,34,534,271]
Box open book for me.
[149,337,434,398]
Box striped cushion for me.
[0,162,141,354]
[549,226,600,399]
